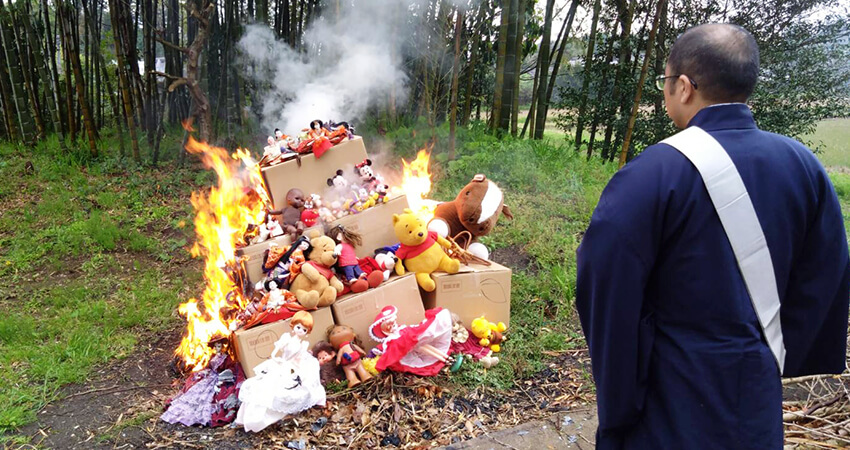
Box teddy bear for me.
[470,316,507,353]
[288,231,345,309]
[428,174,513,260]
[392,209,460,292]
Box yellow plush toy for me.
[470,316,507,352]
[392,209,460,291]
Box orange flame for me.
[399,149,439,221]
[176,137,269,372]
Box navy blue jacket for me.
[576,104,850,449]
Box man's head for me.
[663,23,759,128]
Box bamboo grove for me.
[0,0,847,165]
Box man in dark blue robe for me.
[576,24,850,448]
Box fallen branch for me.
[782,373,850,385]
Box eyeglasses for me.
[654,75,699,92]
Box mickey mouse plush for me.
[428,174,513,260]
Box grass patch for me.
[807,117,850,168]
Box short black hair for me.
[667,23,759,102]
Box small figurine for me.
[301,195,320,228]
[264,279,287,309]
[306,120,333,158]
[328,225,384,293]
[311,341,346,385]
[449,313,499,368]
[161,335,245,427]
[369,305,454,376]
[374,183,390,204]
[354,159,380,189]
[470,316,507,352]
[392,209,460,292]
[236,311,325,432]
[428,174,514,260]
[327,324,373,387]
[264,136,282,160]
[357,248,397,282]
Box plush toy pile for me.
[163,127,514,435]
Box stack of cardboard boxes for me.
[233,136,512,377]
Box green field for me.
[807,117,850,169]
[0,116,847,442]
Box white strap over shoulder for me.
[662,126,786,374]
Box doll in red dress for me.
[369,305,454,376]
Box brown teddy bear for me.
[288,231,344,309]
[428,174,513,260]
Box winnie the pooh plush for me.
[470,316,507,352]
[289,231,345,309]
[392,209,460,292]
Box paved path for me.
[441,407,598,450]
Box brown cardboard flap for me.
[331,273,424,351]
[261,136,369,209]
[233,306,335,377]
[422,261,512,329]
[328,195,409,258]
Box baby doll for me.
[271,188,306,240]
[327,324,373,388]
[328,225,383,293]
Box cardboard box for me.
[233,306,335,377]
[261,136,369,209]
[238,226,323,285]
[421,262,512,329]
[331,273,424,351]
[328,195,409,258]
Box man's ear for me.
[678,74,695,104]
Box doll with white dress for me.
[235,311,325,432]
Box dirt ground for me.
[19,326,593,449]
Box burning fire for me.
[176,137,269,372]
[399,149,438,220]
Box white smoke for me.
[237,2,412,135]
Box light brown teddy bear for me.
[289,231,344,309]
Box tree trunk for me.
[510,0,525,136]
[0,0,37,143]
[60,0,98,156]
[491,0,511,130]
[108,0,141,161]
[574,0,602,151]
[601,0,636,161]
[144,0,157,144]
[448,10,463,160]
[40,0,65,136]
[184,0,214,143]
[532,0,555,139]
[587,26,617,161]
[461,1,486,127]
[497,0,519,132]
[542,0,579,134]
[0,21,18,142]
[22,6,65,147]
[10,7,46,140]
[618,0,666,168]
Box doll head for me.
[291,311,314,337]
[274,128,284,139]
[368,305,399,343]
[354,159,374,181]
[312,341,337,365]
[304,196,314,210]
[286,188,306,209]
[310,120,324,131]
[267,136,275,145]
[327,224,363,248]
[264,278,280,291]
[208,335,229,354]
[327,324,357,349]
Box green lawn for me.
[807,117,850,169]
[0,115,846,441]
